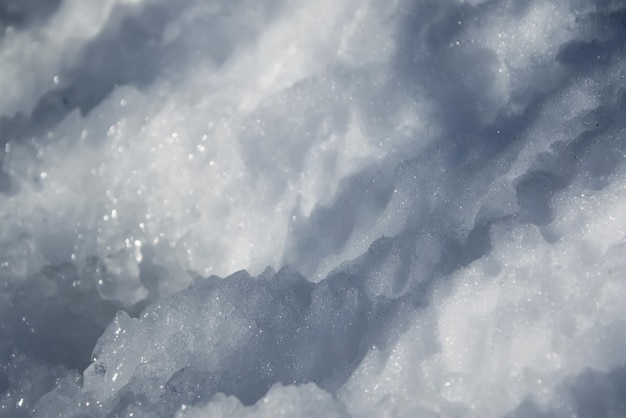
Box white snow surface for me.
[0,0,625,417]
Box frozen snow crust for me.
[1,0,625,416]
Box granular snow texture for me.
[0,0,625,417]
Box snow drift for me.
[0,0,625,416]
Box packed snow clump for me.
[0,0,625,417]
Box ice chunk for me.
[176,383,348,418]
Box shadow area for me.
[97,267,412,417]
[0,261,121,372]
[0,2,184,148]
[566,367,626,418]
[0,0,62,35]
[508,366,626,418]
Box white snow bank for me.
[1,0,625,417]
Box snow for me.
[0,0,625,417]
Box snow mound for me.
[1,0,625,417]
